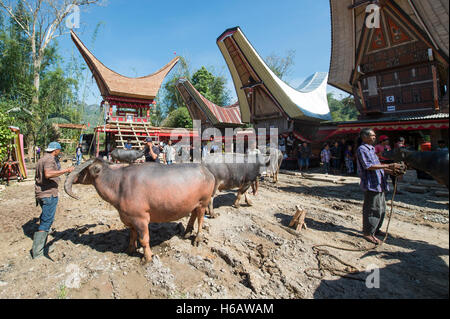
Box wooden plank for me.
[130,123,142,148]
[115,123,125,149]
[289,205,308,231]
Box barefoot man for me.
[356,128,399,244]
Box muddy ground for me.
[0,161,448,299]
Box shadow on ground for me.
[273,211,449,299]
[22,218,185,257]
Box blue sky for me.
[57,0,348,105]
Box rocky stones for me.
[64,264,85,289]
[144,256,176,292]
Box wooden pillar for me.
[431,64,440,111]
[96,129,100,158]
[357,81,368,114]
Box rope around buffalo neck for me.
[304,176,398,281]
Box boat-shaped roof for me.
[71,30,179,100]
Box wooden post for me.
[431,64,440,111]
[289,205,308,231]
[96,129,100,158]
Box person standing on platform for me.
[124,139,133,150]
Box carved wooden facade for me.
[329,0,449,121]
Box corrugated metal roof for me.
[176,78,243,126]
[325,112,449,125]
[297,72,328,93]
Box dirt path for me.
[0,165,448,299]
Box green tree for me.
[0,101,15,161]
[191,66,230,107]
[0,0,103,158]
[158,56,191,114]
[158,61,231,126]
[265,49,296,80]
[327,93,358,122]
[161,107,193,129]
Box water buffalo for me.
[110,149,144,164]
[383,148,449,189]
[203,153,269,217]
[64,158,216,263]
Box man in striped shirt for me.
[356,128,401,244]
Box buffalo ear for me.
[90,163,102,176]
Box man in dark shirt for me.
[33,142,75,259]
[144,137,160,163]
[298,142,311,171]
[330,141,342,174]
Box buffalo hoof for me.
[140,255,153,265]
[193,235,203,247]
[208,211,218,219]
[183,229,193,239]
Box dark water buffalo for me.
[64,158,215,263]
[383,148,449,189]
[110,149,144,163]
[203,153,269,217]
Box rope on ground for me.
[304,176,398,281]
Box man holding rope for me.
[356,128,404,244]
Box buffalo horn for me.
[64,159,96,199]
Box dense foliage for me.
[0,1,101,160]
[327,93,359,122]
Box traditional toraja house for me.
[327,0,449,149]
[175,78,243,131]
[173,27,331,158]
[216,27,332,143]
[71,30,195,156]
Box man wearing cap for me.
[33,142,75,259]
[144,137,160,163]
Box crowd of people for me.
[276,132,449,178]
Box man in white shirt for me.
[163,140,176,165]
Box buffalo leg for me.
[127,227,138,255]
[134,220,152,264]
[183,212,197,239]
[207,196,218,218]
[193,207,206,247]
[251,179,259,195]
[234,184,251,208]
[242,184,253,206]
[233,191,243,208]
